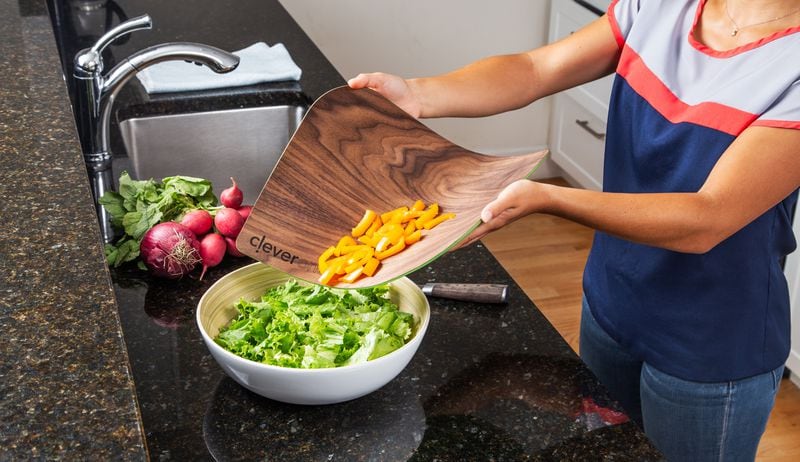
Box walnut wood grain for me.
[237,86,548,288]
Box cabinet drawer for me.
[550,93,605,190]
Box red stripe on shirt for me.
[688,0,800,58]
[607,0,625,49]
[752,120,800,130]
[617,46,758,136]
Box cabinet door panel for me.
[550,93,605,190]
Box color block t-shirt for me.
[583,0,800,382]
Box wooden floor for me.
[481,178,800,461]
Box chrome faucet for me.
[73,14,240,243]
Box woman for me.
[349,0,800,460]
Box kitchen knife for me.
[420,283,508,304]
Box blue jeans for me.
[579,297,783,461]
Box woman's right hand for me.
[347,72,423,118]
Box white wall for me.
[279,0,560,178]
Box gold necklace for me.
[724,0,800,36]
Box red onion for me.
[140,222,202,279]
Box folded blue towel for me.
[137,42,302,93]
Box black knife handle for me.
[422,283,508,304]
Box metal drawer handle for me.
[575,119,606,140]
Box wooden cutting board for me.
[236,86,548,288]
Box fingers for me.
[347,73,370,89]
[451,221,493,251]
[479,198,513,230]
[453,180,540,251]
[347,72,386,90]
[483,179,536,225]
[480,207,494,223]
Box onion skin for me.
[140,222,201,279]
[214,207,245,238]
[220,177,244,209]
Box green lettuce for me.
[214,280,416,369]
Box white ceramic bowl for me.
[197,263,430,405]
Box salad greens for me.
[214,280,417,369]
[99,172,219,268]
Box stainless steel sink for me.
[114,104,306,203]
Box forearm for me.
[407,53,543,118]
[537,183,726,254]
[521,126,800,254]
[407,16,619,119]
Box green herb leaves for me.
[214,280,416,369]
[100,172,219,267]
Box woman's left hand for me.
[455,179,542,249]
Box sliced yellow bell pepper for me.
[374,235,392,253]
[358,234,379,247]
[335,235,357,256]
[318,264,338,285]
[422,212,456,230]
[403,220,416,236]
[341,266,364,284]
[351,209,377,238]
[365,216,383,237]
[415,203,439,228]
[380,206,408,225]
[401,210,423,222]
[376,222,403,245]
[339,244,371,256]
[318,200,454,285]
[362,257,380,276]
[376,239,406,260]
[345,248,374,273]
[318,245,336,272]
[404,229,422,245]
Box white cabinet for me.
[548,0,613,190]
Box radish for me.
[220,177,244,209]
[215,207,245,238]
[225,236,245,257]
[199,233,227,280]
[237,205,253,220]
[179,209,213,236]
[140,222,202,279]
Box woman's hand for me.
[456,179,542,249]
[347,72,423,118]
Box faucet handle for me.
[90,14,153,55]
[75,14,153,75]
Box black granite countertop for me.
[0,0,146,459]
[1,0,663,459]
[114,245,663,461]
